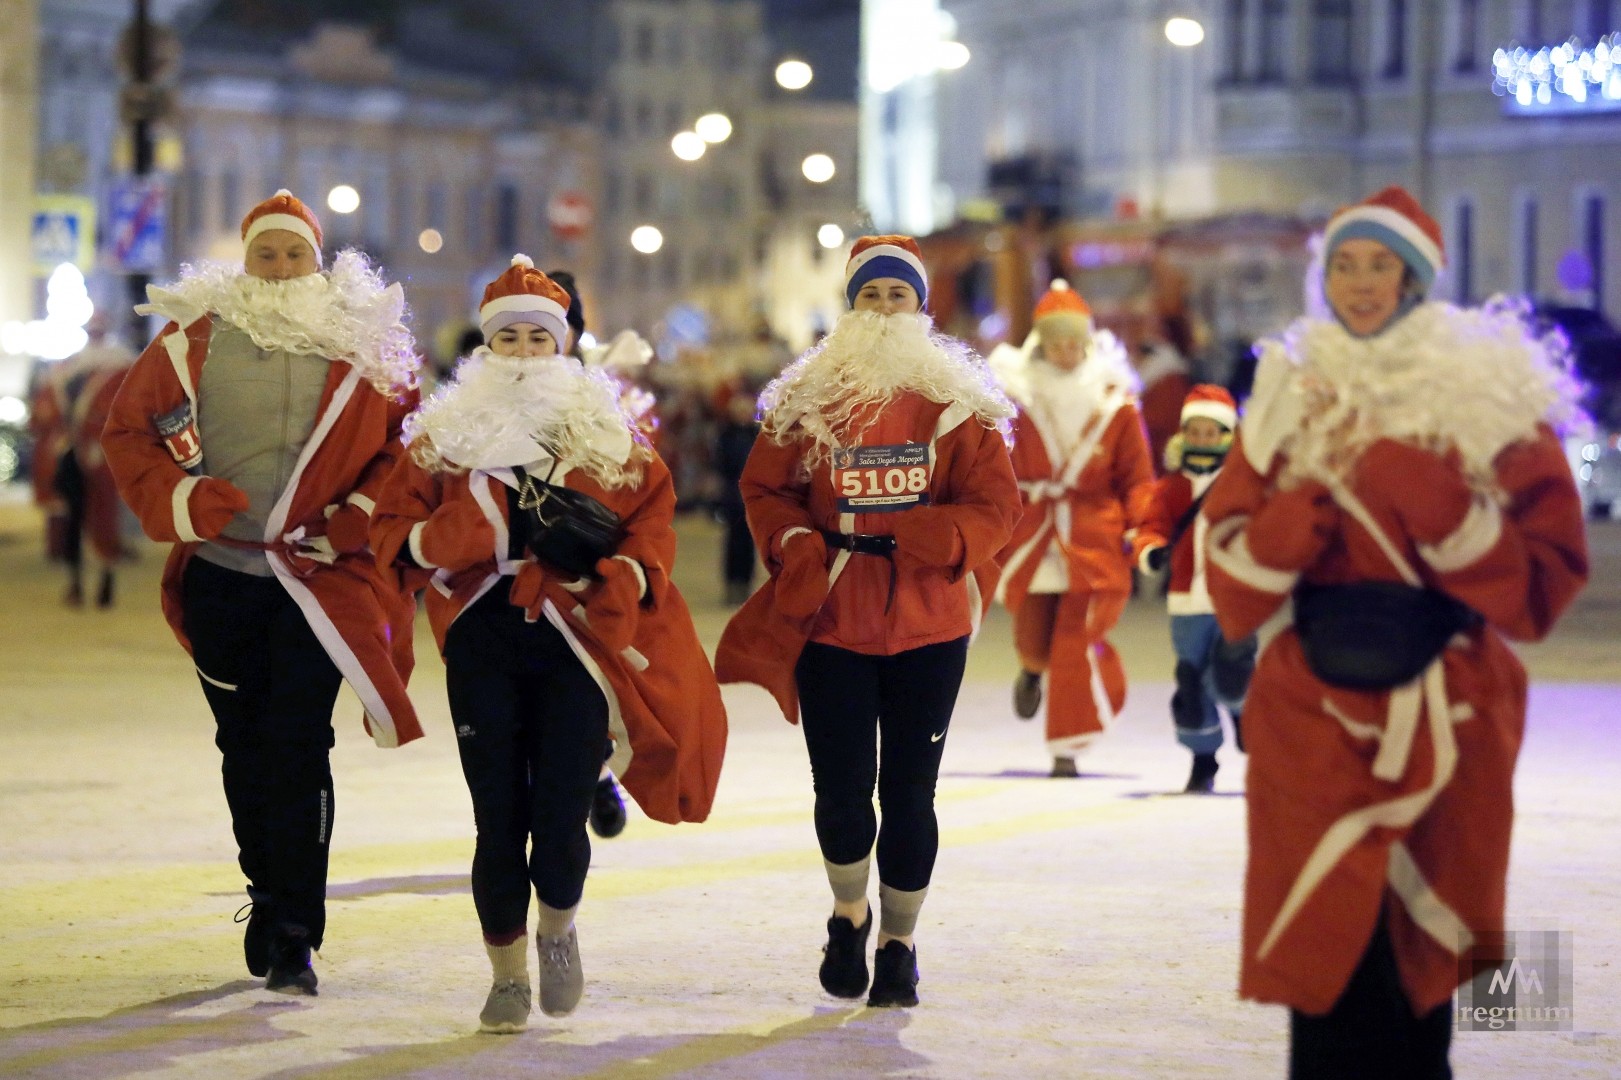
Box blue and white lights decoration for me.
[1492,35,1621,114]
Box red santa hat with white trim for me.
[480,254,572,347]
[1322,185,1445,289]
[1181,384,1237,430]
[1032,279,1094,340]
[241,189,324,267]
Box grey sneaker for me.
[478,979,532,1033]
[536,926,584,1017]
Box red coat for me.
[1203,425,1587,1015]
[372,452,728,825]
[997,394,1156,611]
[1134,468,1218,615]
[716,392,1020,722]
[102,316,423,747]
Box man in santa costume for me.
[101,190,423,996]
[31,313,134,606]
[372,257,726,1032]
[1133,384,1250,793]
[1202,186,1588,1076]
[717,235,1020,1008]
[990,281,1156,777]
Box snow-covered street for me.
[2,498,1617,1079]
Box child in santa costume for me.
[101,190,424,996]
[1133,385,1251,793]
[31,314,135,607]
[990,281,1156,777]
[716,235,1020,1008]
[372,257,726,1033]
[1201,186,1588,1076]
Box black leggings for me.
[1290,915,1454,1079]
[794,637,969,893]
[444,586,609,940]
[182,556,343,947]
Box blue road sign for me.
[30,195,96,274]
[108,177,168,273]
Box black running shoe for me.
[867,940,919,1007]
[819,910,872,999]
[589,775,627,838]
[265,925,318,996]
[234,887,273,978]
[1012,671,1042,720]
[1184,753,1219,794]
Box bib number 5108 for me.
[839,466,929,497]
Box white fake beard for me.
[1273,297,1584,492]
[757,309,1013,466]
[147,251,419,397]
[405,348,647,488]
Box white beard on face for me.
[757,309,1014,465]
[405,347,647,488]
[138,250,419,396]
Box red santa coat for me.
[1134,467,1219,615]
[1203,425,1587,1015]
[101,316,423,747]
[371,452,727,824]
[716,392,1020,723]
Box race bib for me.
[833,443,931,513]
[153,401,203,472]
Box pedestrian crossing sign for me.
[31,194,97,275]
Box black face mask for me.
[1182,444,1229,475]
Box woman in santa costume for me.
[990,281,1156,777]
[101,190,424,996]
[1202,186,1588,1077]
[372,258,726,1033]
[716,235,1020,1008]
[1133,385,1251,793]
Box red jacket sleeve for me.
[1200,434,1302,640]
[739,435,818,570]
[932,419,1021,582]
[100,321,205,543]
[1111,403,1158,538]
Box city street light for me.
[417,228,443,254]
[695,112,733,143]
[671,131,706,161]
[326,184,360,214]
[630,225,664,254]
[1164,17,1205,47]
[817,223,845,249]
[802,153,836,183]
[776,59,813,90]
[935,40,970,70]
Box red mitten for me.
[585,557,643,651]
[1355,439,1474,545]
[417,500,496,571]
[889,505,962,568]
[1245,480,1338,572]
[775,531,830,618]
[508,563,582,622]
[188,478,250,540]
[324,502,372,555]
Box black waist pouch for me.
[514,465,626,580]
[1293,582,1481,691]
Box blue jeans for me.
[1168,613,1245,755]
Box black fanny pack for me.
[513,464,626,580]
[1293,581,1481,691]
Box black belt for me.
[821,529,898,613]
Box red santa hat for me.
[1032,279,1094,339]
[845,234,928,307]
[1180,384,1237,430]
[480,254,572,347]
[240,189,324,267]
[1322,185,1445,288]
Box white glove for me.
[1240,343,1307,475]
[585,329,653,371]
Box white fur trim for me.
[345,492,376,515]
[243,212,323,265]
[479,293,568,335]
[613,554,648,600]
[172,475,204,543]
[1181,401,1237,430]
[1204,515,1300,595]
[1418,497,1503,573]
[407,521,436,569]
[845,243,927,289]
[1326,204,1444,274]
[162,329,196,404]
[778,526,813,557]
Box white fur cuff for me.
[407,521,437,569]
[1417,497,1503,573]
[172,475,204,543]
[613,554,649,600]
[345,492,376,515]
